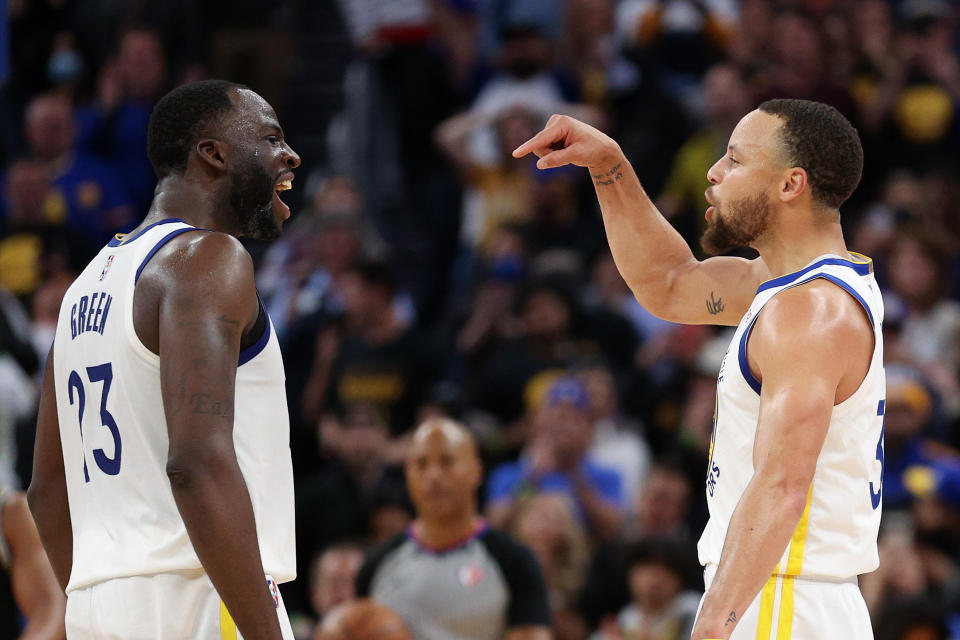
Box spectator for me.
[487,377,624,540]
[884,231,960,416]
[299,258,439,436]
[357,418,553,640]
[580,364,651,513]
[75,27,168,213]
[596,538,700,640]
[511,494,590,640]
[305,543,365,637]
[295,402,409,595]
[22,93,133,242]
[0,160,86,298]
[657,62,751,246]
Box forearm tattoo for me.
[591,163,623,186]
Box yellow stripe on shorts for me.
[755,567,779,640]
[776,484,814,640]
[220,600,238,640]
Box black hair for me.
[351,257,397,296]
[758,99,863,210]
[147,79,247,178]
[626,536,700,589]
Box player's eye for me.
[267,135,280,145]
[729,156,740,165]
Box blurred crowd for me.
[2,0,960,638]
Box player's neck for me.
[144,176,239,235]
[413,513,483,550]
[756,213,849,278]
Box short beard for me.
[700,192,771,255]
[228,154,281,241]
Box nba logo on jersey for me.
[267,577,280,609]
[457,563,485,588]
[98,255,115,281]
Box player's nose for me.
[281,143,301,169]
[706,158,722,184]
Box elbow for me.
[26,480,47,519]
[165,446,235,492]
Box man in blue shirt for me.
[22,93,133,243]
[487,376,624,540]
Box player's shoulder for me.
[145,230,254,290]
[754,277,872,354]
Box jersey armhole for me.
[739,273,876,397]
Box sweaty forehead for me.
[728,110,785,162]
[225,88,279,132]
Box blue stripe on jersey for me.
[738,272,876,395]
[107,218,187,247]
[134,228,202,283]
[756,258,871,294]
[738,313,763,395]
[238,314,271,366]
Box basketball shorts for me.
[65,570,295,639]
[696,564,874,640]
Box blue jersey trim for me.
[738,313,763,395]
[134,228,200,283]
[238,312,271,366]
[108,218,186,247]
[756,257,871,294]
[739,272,876,396]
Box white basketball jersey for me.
[697,254,885,580]
[53,219,296,593]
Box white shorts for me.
[65,570,295,640]
[697,565,874,640]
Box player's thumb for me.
[535,142,585,170]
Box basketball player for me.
[27,80,301,639]
[357,418,553,640]
[513,99,882,640]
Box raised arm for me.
[27,346,72,591]
[690,280,873,639]
[513,115,770,326]
[151,232,282,640]
[4,492,66,640]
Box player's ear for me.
[779,166,808,204]
[195,139,227,172]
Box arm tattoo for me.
[706,291,725,315]
[591,163,623,186]
[725,611,737,627]
[189,393,234,420]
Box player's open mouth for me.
[274,174,293,220]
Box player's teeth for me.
[276,180,292,191]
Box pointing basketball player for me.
[28,80,300,639]
[514,99,883,640]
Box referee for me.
[357,418,553,640]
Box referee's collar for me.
[409,519,488,555]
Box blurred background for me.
[1,0,960,638]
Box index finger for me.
[512,124,563,159]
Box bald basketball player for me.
[356,419,553,640]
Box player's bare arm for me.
[28,347,73,591]
[139,230,283,640]
[4,492,66,640]
[512,115,771,326]
[690,280,873,639]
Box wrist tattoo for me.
[725,611,737,627]
[591,163,623,186]
[706,291,725,315]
